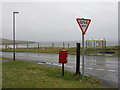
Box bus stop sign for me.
[76,18,91,34]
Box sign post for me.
[76,18,91,80]
[82,34,85,80]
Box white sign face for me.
[78,20,89,31]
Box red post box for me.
[59,50,68,63]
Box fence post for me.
[52,43,54,48]
[102,40,106,55]
[68,43,69,48]
[86,41,87,48]
[38,43,39,49]
[105,40,106,48]
[63,42,65,48]
[5,44,7,49]
[16,44,18,48]
[27,43,28,48]
[94,40,95,48]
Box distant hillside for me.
[1,38,35,45]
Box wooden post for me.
[102,40,105,55]
[27,43,28,48]
[94,40,95,48]
[105,40,106,48]
[5,44,7,49]
[63,42,65,48]
[102,40,104,49]
[68,43,69,48]
[52,43,54,48]
[86,41,87,48]
[38,43,39,49]
[16,44,18,49]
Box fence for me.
[1,42,78,49]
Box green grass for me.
[2,46,119,57]
[2,57,106,88]
[2,57,13,60]
[2,47,77,55]
[0,57,2,88]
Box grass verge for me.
[2,57,106,88]
[2,46,119,57]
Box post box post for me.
[62,63,64,76]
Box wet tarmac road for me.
[1,52,118,88]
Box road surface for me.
[1,52,118,88]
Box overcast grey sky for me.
[2,2,118,42]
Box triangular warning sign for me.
[76,18,91,34]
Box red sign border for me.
[76,18,91,34]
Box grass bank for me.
[2,57,106,88]
[2,46,119,57]
[0,57,1,88]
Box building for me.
[86,39,106,48]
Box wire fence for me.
[1,42,78,49]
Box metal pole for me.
[13,12,19,61]
[13,13,15,61]
[62,63,64,76]
[76,43,80,75]
[82,34,84,80]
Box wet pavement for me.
[0,59,11,62]
[1,52,118,88]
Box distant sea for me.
[1,41,119,49]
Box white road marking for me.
[96,69,105,71]
[86,68,93,70]
[66,66,74,68]
[57,64,62,66]
[38,62,117,73]
[108,70,116,72]
[46,62,52,64]
[37,63,44,65]
[52,63,59,66]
